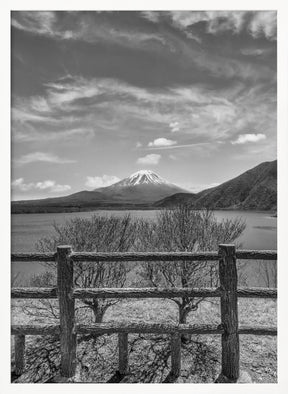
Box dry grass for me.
[11,297,277,383]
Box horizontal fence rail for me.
[11,244,277,383]
[11,287,277,299]
[11,323,277,336]
[11,249,277,262]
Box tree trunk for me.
[179,306,190,343]
[92,307,104,323]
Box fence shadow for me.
[107,371,126,383]
[163,372,179,383]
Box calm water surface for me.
[11,210,277,283]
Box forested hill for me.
[155,160,277,211]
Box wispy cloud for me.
[11,70,276,167]
[147,142,213,150]
[85,175,120,189]
[12,178,71,193]
[12,11,166,50]
[11,11,57,37]
[168,11,277,40]
[15,152,76,165]
[13,11,277,43]
[240,48,268,57]
[12,74,276,155]
[231,133,266,145]
[141,11,160,23]
[148,138,177,147]
[137,154,161,165]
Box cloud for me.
[12,74,275,152]
[136,142,142,148]
[169,121,180,133]
[137,154,161,165]
[11,11,57,37]
[147,142,213,150]
[12,11,276,44]
[85,175,120,188]
[15,152,76,165]
[141,11,160,23]
[148,138,177,147]
[231,133,266,145]
[240,48,267,56]
[12,11,166,49]
[249,11,277,40]
[11,178,71,193]
[168,11,277,40]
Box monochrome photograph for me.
[10,10,277,384]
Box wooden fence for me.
[11,244,277,382]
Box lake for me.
[11,210,277,285]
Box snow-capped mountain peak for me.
[93,170,186,203]
[117,170,169,187]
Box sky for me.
[11,10,277,200]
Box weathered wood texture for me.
[11,253,56,262]
[236,288,277,298]
[11,286,277,299]
[72,287,277,299]
[57,246,76,378]
[14,334,25,376]
[73,287,222,298]
[171,333,181,377]
[219,244,239,382]
[12,324,60,335]
[118,333,128,375]
[76,323,223,334]
[236,250,277,260]
[12,287,58,298]
[71,251,219,262]
[11,250,277,263]
[238,326,277,336]
[11,323,277,336]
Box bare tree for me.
[138,205,246,328]
[33,214,138,323]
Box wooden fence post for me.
[118,333,128,375]
[171,333,181,377]
[57,245,76,378]
[15,334,25,376]
[217,244,239,382]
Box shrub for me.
[35,214,138,323]
[138,205,246,327]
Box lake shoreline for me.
[11,206,277,215]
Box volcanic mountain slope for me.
[156,160,277,211]
[95,170,186,203]
[11,170,187,213]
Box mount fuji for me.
[11,161,277,213]
[11,170,188,213]
[94,170,186,203]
